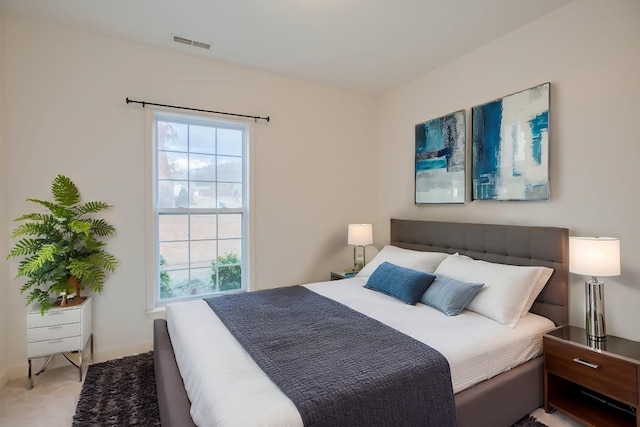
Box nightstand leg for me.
[78,349,83,382]
[90,333,93,359]
[35,354,54,375]
[27,358,32,390]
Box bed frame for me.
[154,219,569,427]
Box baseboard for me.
[6,361,27,382]
[0,366,8,389]
[91,340,153,364]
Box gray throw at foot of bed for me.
[205,286,457,427]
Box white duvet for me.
[167,277,555,427]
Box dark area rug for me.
[72,351,550,427]
[72,352,160,426]
[512,415,550,427]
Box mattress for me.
[167,277,555,427]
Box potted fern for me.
[7,175,118,314]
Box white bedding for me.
[167,277,555,427]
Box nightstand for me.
[26,297,93,389]
[330,271,355,281]
[544,325,640,427]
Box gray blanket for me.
[205,286,457,427]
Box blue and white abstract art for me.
[472,83,550,201]
[415,110,466,204]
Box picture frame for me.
[471,82,550,201]
[415,109,466,204]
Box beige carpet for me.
[0,359,584,427]
[0,364,83,427]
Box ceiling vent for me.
[172,35,211,50]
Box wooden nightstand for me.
[544,325,640,427]
[330,271,355,281]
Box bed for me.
[154,219,569,427]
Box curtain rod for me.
[125,97,270,123]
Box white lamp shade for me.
[569,237,621,277]
[348,224,373,246]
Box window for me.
[152,112,248,304]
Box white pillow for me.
[356,245,449,277]
[433,255,553,328]
[520,267,554,317]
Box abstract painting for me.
[472,82,550,201]
[415,110,466,204]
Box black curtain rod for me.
[125,97,270,122]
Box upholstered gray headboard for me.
[390,219,569,326]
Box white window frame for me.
[145,108,253,310]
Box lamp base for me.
[352,246,366,272]
[585,279,606,341]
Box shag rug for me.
[72,352,160,426]
[72,351,549,427]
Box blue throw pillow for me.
[364,262,436,305]
[420,274,484,316]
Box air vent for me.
[172,35,211,50]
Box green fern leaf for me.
[6,239,40,259]
[51,175,80,207]
[88,252,119,273]
[77,201,111,215]
[27,199,75,219]
[70,219,92,236]
[90,219,117,236]
[13,213,53,222]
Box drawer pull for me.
[47,339,63,344]
[572,358,599,369]
[46,312,62,315]
[48,326,63,329]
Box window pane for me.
[159,214,189,241]
[158,121,188,151]
[173,181,190,208]
[217,128,242,156]
[217,183,242,209]
[217,156,242,182]
[157,180,176,208]
[189,154,216,181]
[189,125,215,154]
[191,267,214,293]
[190,240,216,268]
[218,239,241,259]
[191,214,217,240]
[190,181,216,208]
[219,215,242,239]
[159,241,189,267]
[188,268,213,295]
[158,151,188,180]
[218,265,242,291]
[162,269,190,298]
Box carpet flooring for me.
[70,351,563,427]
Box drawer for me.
[27,323,81,343]
[545,337,638,405]
[27,308,81,328]
[27,335,82,358]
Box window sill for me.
[145,305,166,318]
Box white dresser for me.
[27,296,93,389]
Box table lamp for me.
[348,224,373,272]
[569,236,620,341]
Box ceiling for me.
[0,0,573,94]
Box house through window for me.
[152,112,248,304]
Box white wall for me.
[376,0,640,340]
[2,14,377,378]
[0,11,9,388]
